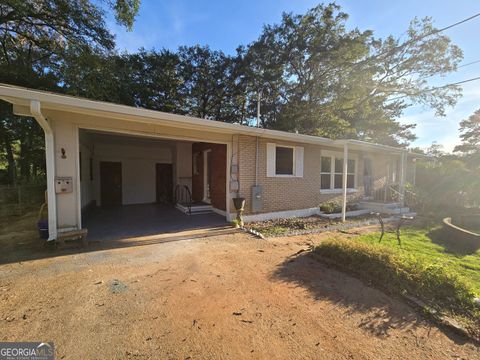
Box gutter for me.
[30,100,57,241]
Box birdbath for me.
[233,197,246,227]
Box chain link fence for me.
[0,184,46,217]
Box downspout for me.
[255,90,261,186]
[30,100,57,241]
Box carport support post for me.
[341,142,348,222]
[30,100,57,241]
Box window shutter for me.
[295,146,304,177]
[266,143,276,177]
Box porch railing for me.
[174,184,192,214]
[373,183,416,208]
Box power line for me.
[387,75,480,102]
[458,59,480,69]
[355,12,480,66]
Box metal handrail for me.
[174,184,192,214]
[373,183,416,207]
[387,185,416,210]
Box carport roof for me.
[0,83,422,156]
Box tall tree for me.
[0,0,140,184]
[244,4,462,146]
[177,45,248,123]
[454,109,480,154]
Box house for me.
[0,84,420,241]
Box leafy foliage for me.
[454,109,480,165]
[0,1,465,184]
[0,0,128,183]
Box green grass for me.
[356,228,480,296]
[312,227,480,339]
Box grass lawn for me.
[313,225,480,339]
[356,227,480,296]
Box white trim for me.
[0,84,421,155]
[320,150,358,192]
[319,209,371,219]
[320,188,357,194]
[78,124,229,145]
[242,207,320,223]
[30,100,57,241]
[267,143,304,178]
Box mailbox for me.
[55,176,73,194]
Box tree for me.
[454,109,480,154]
[243,4,462,146]
[177,45,248,123]
[0,0,140,184]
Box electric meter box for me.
[55,176,73,194]
[251,185,263,213]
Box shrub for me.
[320,201,358,214]
[320,201,342,214]
[312,238,479,335]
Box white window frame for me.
[320,150,358,194]
[267,143,304,178]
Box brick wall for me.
[192,142,226,211]
[237,135,391,215]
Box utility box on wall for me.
[251,185,262,213]
[55,176,73,194]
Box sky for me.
[105,0,480,152]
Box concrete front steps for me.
[358,201,416,216]
[176,202,214,215]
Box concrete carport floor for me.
[82,203,228,242]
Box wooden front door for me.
[100,161,122,206]
[156,163,173,204]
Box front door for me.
[100,161,122,206]
[156,163,173,204]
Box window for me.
[320,156,331,189]
[320,152,356,191]
[266,143,304,177]
[275,146,294,175]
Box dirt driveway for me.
[0,230,478,359]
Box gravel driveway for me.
[0,231,478,359]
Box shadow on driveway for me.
[271,249,469,344]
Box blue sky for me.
[106,0,480,151]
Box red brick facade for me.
[192,142,227,211]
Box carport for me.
[78,129,229,241]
